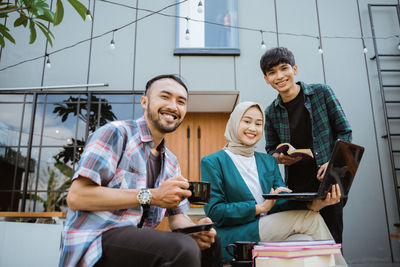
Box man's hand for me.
[189,217,217,250]
[255,187,292,215]
[307,184,341,212]
[273,153,302,166]
[150,176,191,208]
[317,162,329,181]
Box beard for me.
[146,101,183,133]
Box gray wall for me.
[0,0,399,264]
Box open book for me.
[276,143,314,160]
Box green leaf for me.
[0,35,5,48]
[67,0,87,21]
[37,14,53,23]
[22,17,28,27]
[29,19,37,44]
[0,13,8,18]
[43,8,54,21]
[53,0,64,26]
[35,21,54,46]
[14,15,28,27]
[0,24,16,44]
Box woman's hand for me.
[307,184,341,212]
[256,187,292,215]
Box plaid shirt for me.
[59,117,189,267]
[264,81,352,166]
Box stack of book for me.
[252,240,341,267]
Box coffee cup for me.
[225,241,257,261]
[188,181,211,205]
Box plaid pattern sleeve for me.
[323,85,352,142]
[73,123,126,185]
[306,83,352,164]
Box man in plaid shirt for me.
[59,74,221,267]
[260,47,352,244]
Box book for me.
[252,243,341,258]
[258,239,335,247]
[255,255,335,267]
[276,143,314,159]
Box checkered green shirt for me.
[264,81,352,166]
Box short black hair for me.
[260,47,296,75]
[145,74,188,96]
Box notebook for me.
[263,140,365,201]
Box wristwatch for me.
[137,188,152,205]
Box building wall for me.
[0,0,399,264]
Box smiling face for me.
[237,106,264,146]
[141,78,187,134]
[264,63,298,95]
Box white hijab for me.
[224,101,265,157]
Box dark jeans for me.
[94,226,222,267]
[320,200,345,244]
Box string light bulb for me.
[261,40,266,50]
[86,9,92,22]
[197,0,203,13]
[110,31,116,50]
[46,55,51,68]
[397,42,400,51]
[185,28,190,40]
[185,17,190,40]
[363,46,368,54]
[318,46,323,54]
[260,30,266,50]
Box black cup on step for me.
[225,241,257,265]
[188,181,211,205]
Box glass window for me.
[175,0,239,55]
[0,91,144,212]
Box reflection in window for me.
[0,91,144,212]
[175,0,239,55]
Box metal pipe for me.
[0,83,109,91]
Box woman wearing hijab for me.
[201,102,343,260]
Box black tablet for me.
[172,222,215,234]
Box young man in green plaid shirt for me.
[260,47,352,244]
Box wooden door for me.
[164,113,229,181]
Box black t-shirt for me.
[146,142,163,188]
[283,89,320,192]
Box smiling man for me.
[260,47,352,245]
[59,74,221,267]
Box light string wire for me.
[0,0,399,72]
[0,0,188,72]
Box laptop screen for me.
[318,140,365,198]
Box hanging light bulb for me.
[110,31,116,50]
[318,46,323,54]
[261,40,266,50]
[46,56,51,68]
[86,9,92,22]
[397,42,400,51]
[185,28,190,40]
[363,46,368,54]
[197,0,203,13]
[260,30,266,50]
[184,17,190,40]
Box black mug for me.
[225,241,257,261]
[188,181,211,205]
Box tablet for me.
[172,222,215,234]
